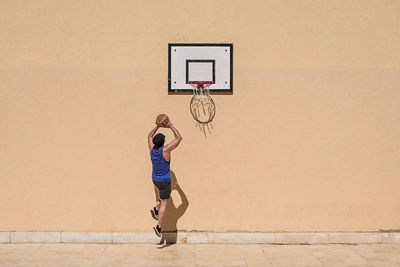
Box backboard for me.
[168,44,233,93]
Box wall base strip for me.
[0,232,399,244]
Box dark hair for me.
[152,133,165,149]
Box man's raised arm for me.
[164,122,182,152]
[147,126,159,151]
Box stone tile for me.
[213,244,246,259]
[114,243,151,255]
[74,243,108,256]
[96,244,150,265]
[349,244,400,265]
[56,243,86,251]
[328,232,382,244]
[240,244,267,256]
[147,258,196,266]
[1,243,399,267]
[208,232,275,244]
[246,259,273,267]
[263,245,323,266]
[318,264,352,267]
[382,232,400,244]
[26,264,76,267]
[308,244,370,265]
[262,244,312,255]
[69,264,95,267]
[147,262,196,266]
[195,244,221,265]
[44,243,85,265]
[221,263,247,267]
[0,244,42,266]
[70,243,107,265]
[61,232,112,243]
[362,261,400,267]
[266,256,323,267]
[242,247,273,266]
[11,231,60,243]
[0,232,10,243]
[147,245,195,266]
[44,253,79,264]
[196,257,221,265]
[70,259,99,265]
[147,264,196,267]
[219,260,247,266]
[19,243,64,264]
[306,244,348,265]
[97,257,148,266]
[149,244,195,259]
[206,244,250,266]
[0,243,41,253]
[0,256,25,265]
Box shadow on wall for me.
[154,170,189,246]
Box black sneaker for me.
[153,225,161,237]
[150,207,159,220]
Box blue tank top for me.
[151,146,171,182]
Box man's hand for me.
[166,120,173,128]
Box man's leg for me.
[155,199,161,211]
[153,181,170,237]
[157,200,168,227]
[151,199,161,220]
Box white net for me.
[189,83,216,137]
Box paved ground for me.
[0,243,399,266]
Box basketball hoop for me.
[189,81,216,136]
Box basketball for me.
[155,114,169,127]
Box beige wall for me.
[1,0,399,232]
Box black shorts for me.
[153,181,171,200]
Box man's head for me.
[152,133,165,149]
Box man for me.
[147,119,182,237]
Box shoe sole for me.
[150,210,159,221]
[153,226,161,237]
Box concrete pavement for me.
[1,243,400,266]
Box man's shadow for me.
[154,170,189,247]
